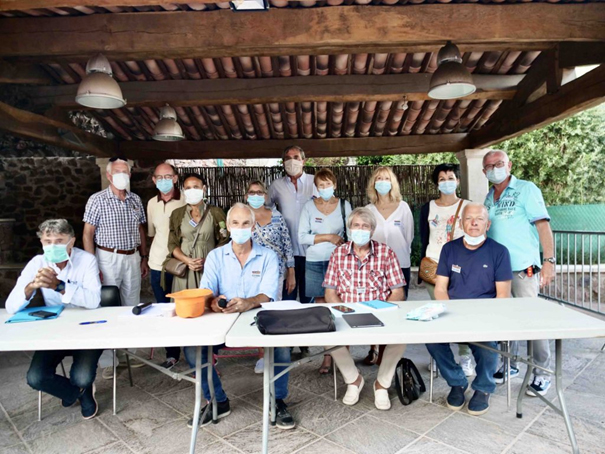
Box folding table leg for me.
[189,346,203,454]
[38,391,42,422]
[516,341,533,418]
[505,341,511,409]
[269,347,276,425]
[261,347,272,454]
[555,339,579,454]
[112,350,117,416]
[429,357,434,404]
[333,365,337,401]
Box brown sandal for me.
[363,349,378,366]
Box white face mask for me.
[486,166,508,184]
[111,173,130,190]
[464,233,486,246]
[184,188,204,205]
[284,159,303,177]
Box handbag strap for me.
[188,205,211,258]
[340,198,348,242]
[449,199,464,242]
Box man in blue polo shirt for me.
[427,203,512,416]
[183,203,295,430]
[483,150,555,396]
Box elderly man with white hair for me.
[183,203,296,430]
[427,203,512,416]
[323,207,406,411]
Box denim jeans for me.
[150,269,180,360]
[283,256,312,304]
[26,349,103,404]
[184,344,291,402]
[426,342,499,394]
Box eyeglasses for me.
[483,161,507,172]
[247,191,265,196]
[154,174,175,180]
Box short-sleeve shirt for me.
[147,190,186,271]
[484,175,550,271]
[437,237,513,300]
[323,240,405,304]
[83,187,146,251]
[199,240,279,302]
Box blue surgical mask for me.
[247,195,265,209]
[438,181,457,195]
[318,187,334,201]
[230,228,252,245]
[156,179,173,194]
[486,166,508,184]
[43,242,71,263]
[350,229,371,246]
[374,181,392,195]
[464,234,486,246]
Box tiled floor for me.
[1,289,604,454]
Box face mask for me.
[374,181,392,195]
[247,195,265,210]
[230,228,252,245]
[438,181,457,195]
[486,166,508,184]
[318,187,334,201]
[350,229,371,246]
[184,188,204,205]
[111,173,130,190]
[156,179,173,194]
[43,241,71,264]
[284,159,303,177]
[464,234,486,246]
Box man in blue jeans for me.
[6,219,103,419]
[427,203,512,416]
[184,203,295,429]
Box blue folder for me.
[5,306,64,324]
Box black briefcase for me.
[255,306,336,335]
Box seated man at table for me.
[323,207,406,411]
[6,219,102,419]
[427,203,512,416]
[183,203,295,430]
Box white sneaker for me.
[374,381,391,410]
[343,375,364,406]
[459,355,475,377]
[254,358,264,374]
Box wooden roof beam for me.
[0,101,117,157]
[0,5,603,61]
[0,60,53,84]
[119,133,470,159]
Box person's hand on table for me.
[210,294,227,313]
[31,267,60,290]
[223,297,254,314]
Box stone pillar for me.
[456,149,490,203]
[96,158,135,191]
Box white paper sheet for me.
[260,300,307,311]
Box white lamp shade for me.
[86,53,113,75]
[75,72,126,109]
[428,61,476,100]
[153,118,185,141]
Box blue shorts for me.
[305,260,330,298]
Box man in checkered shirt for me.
[323,207,406,412]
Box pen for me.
[79,320,107,325]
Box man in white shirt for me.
[268,146,317,304]
[6,219,103,419]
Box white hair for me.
[37,219,75,238]
[227,202,256,226]
[106,158,131,174]
[347,207,377,235]
[482,149,509,167]
[461,202,489,220]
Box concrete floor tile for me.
[239,384,318,411]
[0,444,30,454]
[0,414,22,450]
[402,437,470,453]
[294,438,354,454]
[476,394,541,436]
[506,433,572,454]
[136,420,220,454]
[214,365,265,398]
[85,441,134,454]
[370,400,452,435]
[223,422,319,454]
[202,398,263,438]
[11,405,85,443]
[289,395,365,437]
[28,420,116,454]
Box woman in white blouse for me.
[364,166,414,365]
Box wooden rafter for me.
[0,0,224,9]
[0,60,53,84]
[0,101,117,157]
[0,5,604,61]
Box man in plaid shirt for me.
[323,207,406,412]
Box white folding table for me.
[225,297,605,454]
[0,307,239,454]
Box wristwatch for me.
[55,280,66,293]
[543,257,556,264]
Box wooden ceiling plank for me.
[0,60,53,84]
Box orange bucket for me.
[166,288,213,318]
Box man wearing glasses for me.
[147,162,186,369]
[483,150,555,397]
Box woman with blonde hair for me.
[364,166,414,365]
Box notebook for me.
[342,313,384,328]
[359,300,399,311]
[5,306,64,324]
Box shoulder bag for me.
[255,306,336,335]
[419,199,464,285]
[340,199,348,242]
[165,205,210,278]
[394,358,426,406]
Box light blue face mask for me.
[230,228,252,245]
[43,242,71,263]
[350,229,371,246]
[438,180,457,195]
[247,195,265,209]
[156,179,173,194]
[318,187,334,201]
[374,181,392,195]
[464,234,486,246]
[486,166,508,184]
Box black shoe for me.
[160,358,179,370]
[467,390,490,416]
[299,347,310,358]
[446,384,468,411]
[275,399,295,430]
[493,365,519,384]
[187,399,231,428]
[79,384,98,420]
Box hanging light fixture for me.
[428,42,476,100]
[153,104,185,141]
[75,53,126,109]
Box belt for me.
[96,245,137,255]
